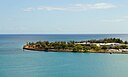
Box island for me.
[23,38,128,54]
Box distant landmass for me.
[23,38,128,54]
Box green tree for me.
[73,45,83,52]
[120,45,127,49]
[90,45,101,51]
[113,46,120,49]
[101,46,108,50]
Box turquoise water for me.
[0,34,128,77]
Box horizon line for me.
[0,33,128,35]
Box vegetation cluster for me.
[24,38,128,52]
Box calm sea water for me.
[0,34,128,77]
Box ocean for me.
[0,34,128,77]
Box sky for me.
[0,0,128,34]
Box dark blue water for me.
[0,34,128,77]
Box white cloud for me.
[23,7,35,12]
[102,16,128,22]
[90,3,116,9]
[102,19,125,22]
[123,16,128,19]
[23,3,116,12]
[37,6,66,11]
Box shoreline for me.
[23,46,128,54]
[23,38,128,54]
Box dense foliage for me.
[87,38,124,43]
[25,38,128,52]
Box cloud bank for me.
[23,3,116,12]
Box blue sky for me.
[0,0,128,34]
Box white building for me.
[76,42,121,47]
[93,43,120,47]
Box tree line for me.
[25,38,128,52]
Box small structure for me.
[76,42,120,47]
[75,42,91,46]
[93,43,120,47]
